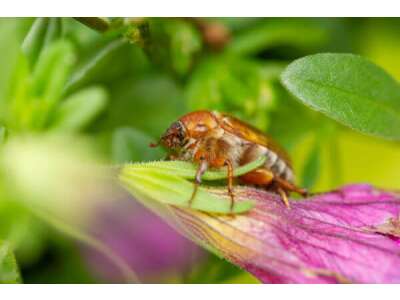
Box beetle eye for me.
[173,122,185,139]
[166,121,186,147]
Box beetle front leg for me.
[188,158,208,207]
[224,159,235,212]
[165,153,178,161]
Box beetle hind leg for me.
[240,167,307,208]
[277,186,290,208]
[274,176,308,197]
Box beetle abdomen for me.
[240,144,294,183]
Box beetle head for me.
[159,121,187,150]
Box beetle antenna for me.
[149,141,159,148]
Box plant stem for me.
[74,17,110,33]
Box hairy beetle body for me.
[156,110,306,209]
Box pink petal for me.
[82,195,204,282]
[171,184,400,283]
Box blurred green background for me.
[0,17,400,284]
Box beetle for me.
[152,110,307,210]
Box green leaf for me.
[126,155,266,181]
[120,169,253,214]
[0,210,47,267]
[64,39,126,93]
[0,19,19,109]
[22,18,50,66]
[30,40,75,128]
[119,157,266,214]
[112,127,164,163]
[50,86,108,132]
[6,53,31,131]
[281,53,400,140]
[43,18,62,47]
[0,241,21,283]
[31,40,75,102]
[22,18,62,67]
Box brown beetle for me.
[152,110,307,209]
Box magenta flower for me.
[169,184,400,283]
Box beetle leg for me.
[188,158,208,208]
[277,186,290,209]
[274,176,308,197]
[240,168,274,186]
[240,168,300,208]
[224,159,235,212]
[165,153,178,161]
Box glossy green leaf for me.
[0,241,21,283]
[112,127,164,163]
[50,86,108,132]
[281,53,400,140]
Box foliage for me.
[120,156,266,213]
[282,53,400,140]
[0,17,400,283]
[0,241,21,283]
